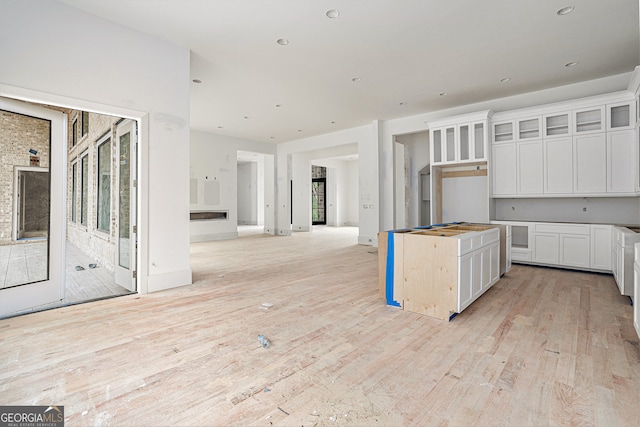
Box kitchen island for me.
[379,224,501,321]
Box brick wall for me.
[0,110,50,244]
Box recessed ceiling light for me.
[217,126,223,129]
[557,6,574,15]
[352,77,361,82]
[275,104,282,108]
[192,79,202,84]
[331,121,336,124]
[326,9,340,18]
[297,129,303,132]
[399,102,407,106]
[565,61,578,67]
[243,116,250,119]
[276,38,289,45]
[439,92,448,96]
[500,77,511,83]
[270,136,275,139]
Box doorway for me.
[312,178,326,225]
[14,168,50,240]
[0,97,139,318]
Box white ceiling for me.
[58,0,639,144]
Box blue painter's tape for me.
[430,223,447,227]
[385,232,401,307]
[387,228,411,233]
[413,225,433,229]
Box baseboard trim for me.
[190,232,238,242]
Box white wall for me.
[312,158,355,227]
[347,160,359,226]
[278,129,376,245]
[237,162,258,225]
[190,130,276,241]
[396,132,430,228]
[0,0,193,292]
[494,197,640,224]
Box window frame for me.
[96,134,112,233]
[79,150,89,227]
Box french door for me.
[114,119,137,292]
[0,97,66,317]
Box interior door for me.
[115,119,137,292]
[0,97,66,317]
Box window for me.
[81,111,89,137]
[80,152,89,226]
[72,116,78,147]
[71,161,78,223]
[97,137,111,232]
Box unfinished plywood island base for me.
[379,224,500,320]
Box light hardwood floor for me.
[1,226,638,426]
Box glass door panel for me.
[0,97,65,317]
[115,120,136,291]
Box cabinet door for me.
[458,124,471,162]
[493,121,514,143]
[492,143,517,195]
[590,225,611,270]
[607,101,634,131]
[533,233,559,264]
[431,128,443,164]
[458,253,474,312]
[607,130,635,193]
[517,140,543,194]
[544,137,573,193]
[544,112,572,138]
[574,106,604,134]
[517,117,541,140]
[489,242,500,285]
[472,122,486,161]
[445,126,456,163]
[481,245,492,291]
[472,249,483,299]
[559,234,590,268]
[574,133,606,194]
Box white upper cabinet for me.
[432,129,443,163]
[491,92,638,197]
[517,116,542,140]
[492,143,516,196]
[543,112,572,138]
[574,106,605,134]
[574,133,607,194]
[516,140,543,194]
[607,129,636,193]
[544,137,573,194]
[493,120,515,144]
[429,111,491,166]
[607,101,635,131]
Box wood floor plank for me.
[1,226,639,426]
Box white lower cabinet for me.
[457,231,500,313]
[533,233,559,264]
[559,234,590,268]
[506,221,613,272]
[590,225,612,270]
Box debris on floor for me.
[277,407,289,416]
[259,302,274,310]
[75,265,85,271]
[257,334,271,348]
[88,263,97,269]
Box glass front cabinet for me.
[429,112,490,166]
